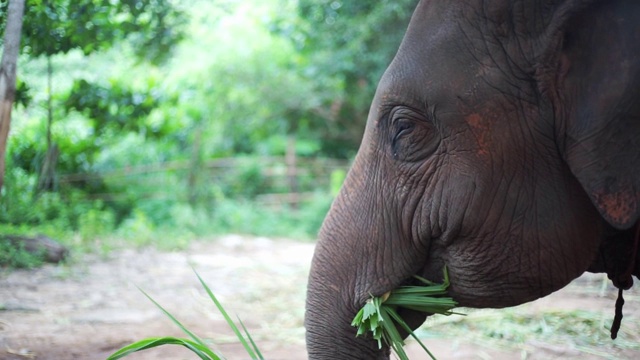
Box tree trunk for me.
[0,0,26,194]
[37,56,58,192]
[37,143,59,192]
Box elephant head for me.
[305,0,640,358]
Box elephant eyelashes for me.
[393,119,415,144]
[389,107,438,162]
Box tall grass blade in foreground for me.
[140,287,216,354]
[351,267,462,360]
[106,270,263,360]
[107,337,216,360]
[194,270,263,359]
[238,316,264,360]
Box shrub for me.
[0,238,45,269]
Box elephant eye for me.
[388,106,439,162]
[393,119,415,144]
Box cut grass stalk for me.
[351,267,462,360]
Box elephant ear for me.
[559,1,640,230]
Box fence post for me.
[188,125,203,207]
[286,135,298,210]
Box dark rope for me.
[611,287,624,339]
[610,221,640,339]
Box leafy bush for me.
[0,168,38,224]
[117,209,156,246]
[297,192,334,236]
[220,160,269,199]
[0,238,45,269]
[1,167,116,233]
[78,208,116,241]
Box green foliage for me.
[208,199,307,240]
[296,193,334,236]
[330,168,347,196]
[0,164,117,244]
[0,238,45,269]
[2,0,412,250]
[117,209,156,244]
[78,207,116,241]
[219,158,269,199]
[270,0,417,156]
[352,269,459,360]
[165,2,323,157]
[14,78,32,108]
[296,0,415,86]
[63,79,167,138]
[13,0,185,64]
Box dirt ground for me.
[1,235,639,360]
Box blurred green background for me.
[0,0,416,258]
[3,4,640,360]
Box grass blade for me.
[238,316,264,360]
[107,272,264,360]
[193,269,258,359]
[352,267,462,360]
[137,288,219,359]
[106,337,218,360]
[378,307,409,360]
[386,307,437,360]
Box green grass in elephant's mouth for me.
[351,267,463,360]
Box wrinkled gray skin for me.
[306,0,640,358]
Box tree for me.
[0,0,26,194]
[20,0,184,63]
[272,0,417,157]
[0,0,185,192]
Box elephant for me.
[305,0,640,358]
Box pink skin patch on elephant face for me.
[593,187,638,227]
[465,113,491,157]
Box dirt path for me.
[1,235,639,360]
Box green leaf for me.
[369,312,379,332]
[362,300,377,320]
[351,307,365,326]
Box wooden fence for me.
[57,156,351,207]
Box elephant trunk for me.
[305,157,430,359]
[305,238,390,359]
